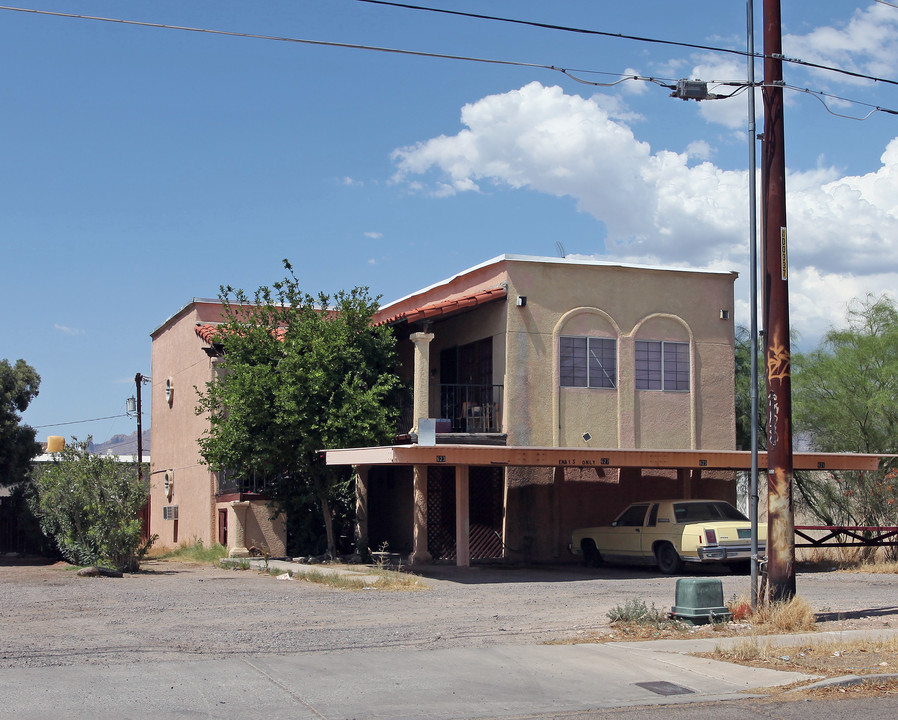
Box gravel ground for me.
[2,558,897,669]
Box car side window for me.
[616,504,650,527]
[647,504,659,527]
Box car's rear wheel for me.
[581,540,602,568]
[655,543,683,575]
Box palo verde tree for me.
[792,294,898,533]
[196,260,400,558]
[29,439,153,570]
[0,358,41,488]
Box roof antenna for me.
[555,241,566,258]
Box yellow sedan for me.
[571,499,766,574]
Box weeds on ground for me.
[798,546,898,573]
[607,598,682,629]
[155,540,229,564]
[726,594,817,633]
[275,566,424,591]
[712,634,898,676]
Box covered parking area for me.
[325,445,881,567]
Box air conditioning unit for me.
[163,505,179,521]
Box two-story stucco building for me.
[356,254,738,564]
[148,254,739,562]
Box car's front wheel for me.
[581,539,602,568]
[655,543,683,575]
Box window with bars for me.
[560,336,617,388]
[635,340,690,391]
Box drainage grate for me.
[634,681,695,696]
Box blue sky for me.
[4,1,898,444]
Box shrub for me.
[28,439,153,571]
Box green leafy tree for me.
[196,260,400,558]
[792,295,898,531]
[734,327,766,452]
[29,439,152,570]
[0,358,41,487]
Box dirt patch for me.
[5,553,898,704]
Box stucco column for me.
[409,465,431,565]
[354,465,370,557]
[409,331,434,435]
[228,500,251,558]
[409,332,435,566]
[455,465,470,567]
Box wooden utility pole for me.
[135,372,150,539]
[762,0,796,600]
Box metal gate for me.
[427,466,504,561]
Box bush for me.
[607,598,675,628]
[28,440,153,571]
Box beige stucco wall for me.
[499,258,737,451]
[215,499,287,557]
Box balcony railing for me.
[439,384,503,433]
[394,384,505,436]
[217,469,278,496]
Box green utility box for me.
[670,577,731,624]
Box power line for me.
[32,413,129,429]
[0,5,590,78]
[1,5,893,117]
[355,0,898,88]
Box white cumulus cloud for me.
[391,81,898,343]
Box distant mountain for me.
[89,429,151,456]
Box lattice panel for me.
[427,467,456,560]
[426,466,504,561]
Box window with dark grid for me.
[635,340,690,392]
[560,336,617,388]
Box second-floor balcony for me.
[439,384,503,433]
[217,469,278,497]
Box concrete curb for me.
[785,672,898,692]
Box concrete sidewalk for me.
[1,634,822,719]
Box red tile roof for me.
[195,323,287,343]
[376,287,507,326]
[195,323,220,344]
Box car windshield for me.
[672,501,748,523]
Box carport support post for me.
[409,465,432,565]
[353,465,370,558]
[456,464,470,567]
[552,466,565,558]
